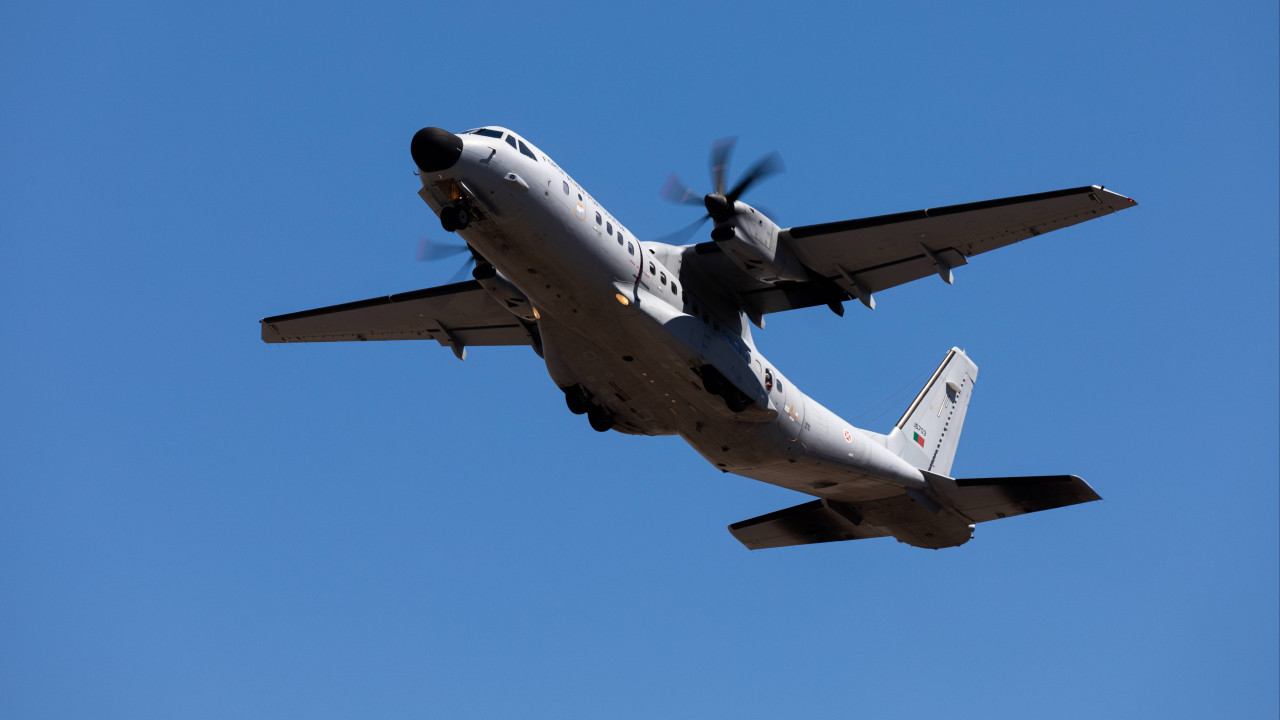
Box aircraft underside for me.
[260,124,1132,551]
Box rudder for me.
[888,348,978,477]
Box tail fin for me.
[888,347,978,477]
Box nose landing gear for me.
[440,204,470,233]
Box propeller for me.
[416,236,477,282]
[659,137,784,240]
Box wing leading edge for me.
[260,280,537,359]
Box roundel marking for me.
[843,428,853,443]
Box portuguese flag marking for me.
[913,431,926,448]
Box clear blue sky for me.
[3,2,1277,718]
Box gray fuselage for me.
[416,128,926,503]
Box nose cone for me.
[411,127,463,172]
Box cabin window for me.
[505,135,518,149]
[595,212,602,225]
[617,232,624,246]
[648,262,655,275]
[777,379,784,393]
[606,222,613,235]
[659,272,667,285]
[518,139,536,160]
[469,128,504,138]
[562,181,569,194]
[764,369,773,392]
[671,282,678,295]
[627,242,634,255]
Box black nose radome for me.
[411,127,463,172]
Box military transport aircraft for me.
[261,126,1136,550]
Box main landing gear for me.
[698,365,752,412]
[440,204,470,233]
[563,385,614,432]
[587,406,614,432]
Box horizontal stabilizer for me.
[730,474,1100,550]
[927,473,1101,523]
[728,499,888,550]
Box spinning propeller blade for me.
[416,237,470,262]
[653,214,712,245]
[726,151,784,203]
[657,137,784,242]
[416,236,476,282]
[710,136,736,196]
[659,173,704,206]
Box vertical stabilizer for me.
[888,348,978,477]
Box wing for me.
[260,280,538,359]
[695,185,1136,317]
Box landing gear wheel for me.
[587,406,614,432]
[699,365,727,396]
[440,205,469,233]
[564,386,590,415]
[725,389,751,412]
[440,206,458,232]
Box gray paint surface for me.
[262,126,1135,550]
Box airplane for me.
[261,125,1136,550]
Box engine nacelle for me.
[710,204,808,284]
